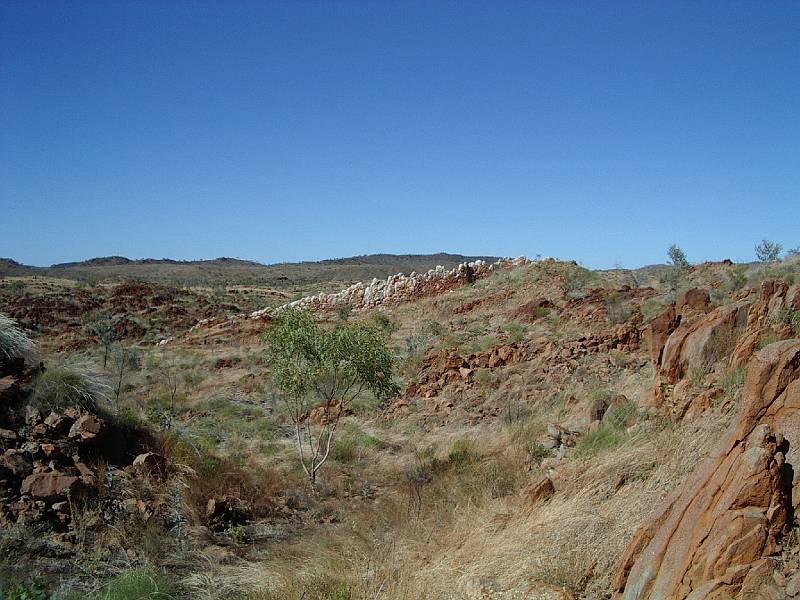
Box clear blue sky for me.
[2,1,798,268]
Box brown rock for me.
[660,300,750,384]
[613,340,800,599]
[20,472,89,503]
[675,288,711,317]
[642,305,679,367]
[68,414,104,442]
[0,449,32,478]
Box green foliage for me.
[448,439,478,473]
[62,567,175,600]
[575,400,638,458]
[31,360,110,413]
[83,311,115,367]
[263,308,397,406]
[260,576,351,600]
[688,364,711,388]
[667,244,690,270]
[503,321,527,343]
[605,293,631,324]
[262,308,397,482]
[330,425,385,463]
[469,334,499,353]
[560,264,599,299]
[639,297,670,321]
[1,582,50,600]
[755,239,783,263]
[370,311,398,335]
[758,331,779,349]
[8,281,25,295]
[109,346,141,404]
[0,313,33,362]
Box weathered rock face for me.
[730,279,800,369]
[613,340,800,599]
[660,300,750,384]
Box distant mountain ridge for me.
[0,253,501,289]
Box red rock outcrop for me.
[613,340,800,599]
[730,280,800,369]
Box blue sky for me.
[1,1,798,268]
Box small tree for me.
[86,312,116,368]
[662,244,690,291]
[667,244,690,270]
[109,345,141,406]
[755,239,783,263]
[263,308,397,484]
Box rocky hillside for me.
[0,253,500,288]
[1,254,800,599]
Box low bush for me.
[448,439,478,472]
[30,360,110,413]
[0,313,33,363]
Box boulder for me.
[0,449,32,478]
[660,301,751,384]
[20,472,89,504]
[68,414,104,442]
[640,303,678,366]
[613,340,800,599]
[675,288,712,317]
[730,280,800,368]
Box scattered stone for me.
[68,414,104,442]
[0,449,32,478]
[21,472,88,504]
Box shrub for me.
[640,297,670,321]
[503,321,527,343]
[575,399,638,457]
[0,313,33,362]
[448,439,478,472]
[725,266,748,292]
[758,331,779,349]
[575,422,625,458]
[30,360,110,413]
[755,239,783,263]
[667,244,690,270]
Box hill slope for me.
[0,253,500,288]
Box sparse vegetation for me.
[263,308,397,484]
[755,239,783,263]
[30,360,110,413]
[0,313,33,363]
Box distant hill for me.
[0,253,500,289]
